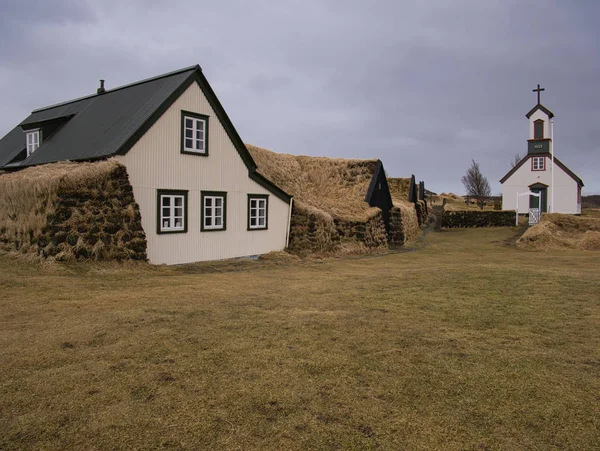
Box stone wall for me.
[287,203,341,255]
[0,160,147,262]
[441,210,516,228]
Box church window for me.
[534,120,544,139]
[532,156,545,171]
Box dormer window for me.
[534,119,544,139]
[26,129,40,156]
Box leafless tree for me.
[461,159,491,209]
[510,153,522,168]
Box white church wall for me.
[502,156,579,214]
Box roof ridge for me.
[246,143,379,163]
[525,103,555,119]
[31,65,201,114]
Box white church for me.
[500,85,584,215]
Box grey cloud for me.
[0,0,598,194]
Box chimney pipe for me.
[97,79,106,95]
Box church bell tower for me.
[525,84,554,156]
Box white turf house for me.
[0,66,293,265]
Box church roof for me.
[499,153,583,187]
[526,103,555,119]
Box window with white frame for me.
[202,192,226,231]
[532,156,545,171]
[181,111,208,155]
[26,130,40,156]
[248,195,268,230]
[157,190,187,233]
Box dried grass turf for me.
[0,159,147,261]
[386,178,421,243]
[247,144,391,253]
[248,144,380,222]
[387,177,411,201]
[518,213,600,251]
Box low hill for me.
[582,195,600,208]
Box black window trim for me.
[181,110,209,156]
[156,189,189,234]
[201,190,227,232]
[247,194,269,231]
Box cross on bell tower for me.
[533,84,545,105]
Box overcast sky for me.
[1,0,599,194]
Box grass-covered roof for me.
[247,144,381,222]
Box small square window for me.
[181,111,209,156]
[202,192,227,231]
[532,156,545,171]
[157,190,188,234]
[248,195,268,230]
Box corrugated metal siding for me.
[116,82,290,265]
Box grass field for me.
[1,228,599,450]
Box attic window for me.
[26,129,40,156]
[534,120,544,139]
[181,111,209,155]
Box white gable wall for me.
[502,156,579,214]
[115,82,290,265]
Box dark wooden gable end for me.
[365,160,394,230]
[408,174,418,203]
[418,181,425,201]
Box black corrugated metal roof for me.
[0,65,292,202]
[0,66,196,168]
[0,126,28,168]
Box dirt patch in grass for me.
[0,227,598,449]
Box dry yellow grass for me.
[439,193,498,212]
[382,178,422,243]
[0,227,598,449]
[387,177,411,201]
[518,213,600,251]
[247,144,380,222]
[394,202,420,243]
[582,207,600,219]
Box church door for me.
[529,184,548,213]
